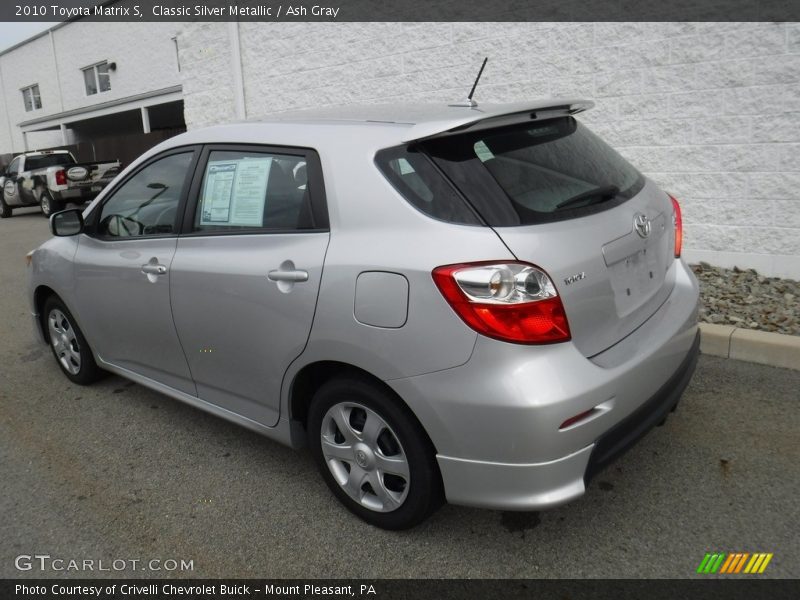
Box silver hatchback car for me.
[29,100,699,529]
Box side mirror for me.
[50,208,84,237]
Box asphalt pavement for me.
[1,207,798,578]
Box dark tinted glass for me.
[375,146,481,225]
[6,157,21,175]
[425,117,644,226]
[26,154,75,170]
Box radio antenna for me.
[450,57,488,108]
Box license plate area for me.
[603,213,669,317]
[608,247,663,315]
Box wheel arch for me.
[34,286,82,345]
[35,284,103,384]
[288,360,440,455]
[33,285,60,342]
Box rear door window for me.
[192,149,321,232]
[424,117,645,226]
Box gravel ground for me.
[691,263,800,336]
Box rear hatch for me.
[419,110,677,357]
[490,182,675,357]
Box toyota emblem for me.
[634,214,651,238]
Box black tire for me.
[40,190,63,217]
[308,376,443,530]
[42,296,103,385]
[0,195,11,218]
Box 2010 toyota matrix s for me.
[28,100,700,529]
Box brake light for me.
[432,261,571,344]
[669,194,682,258]
[54,169,67,186]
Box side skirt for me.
[97,358,303,449]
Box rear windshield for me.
[26,154,75,170]
[423,117,645,226]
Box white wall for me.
[178,22,800,278]
[0,32,62,152]
[0,19,181,155]
[176,23,238,129]
[51,22,181,112]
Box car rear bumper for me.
[388,259,700,510]
[433,330,699,510]
[584,330,699,483]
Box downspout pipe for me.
[228,22,246,121]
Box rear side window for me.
[375,146,481,225]
[25,154,75,170]
[424,117,645,226]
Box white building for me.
[0,20,184,163]
[2,18,799,278]
[174,22,800,279]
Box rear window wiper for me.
[555,185,620,211]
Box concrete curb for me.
[699,323,800,371]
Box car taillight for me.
[54,169,67,186]
[432,261,571,344]
[669,194,682,258]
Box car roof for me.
[151,99,593,159]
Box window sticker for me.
[473,140,494,162]
[199,157,272,227]
[396,158,415,175]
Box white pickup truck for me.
[0,150,120,218]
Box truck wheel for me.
[40,191,63,217]
[0,196,11,218]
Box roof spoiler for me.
[402,99,594,143]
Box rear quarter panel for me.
[281,141,515,414]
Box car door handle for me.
[141,263,167,275]
[268,269,308,283]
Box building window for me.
[22,84,42,111]
[82,62,111,95]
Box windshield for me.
[424,117,645,226]
[26,154,75,170]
